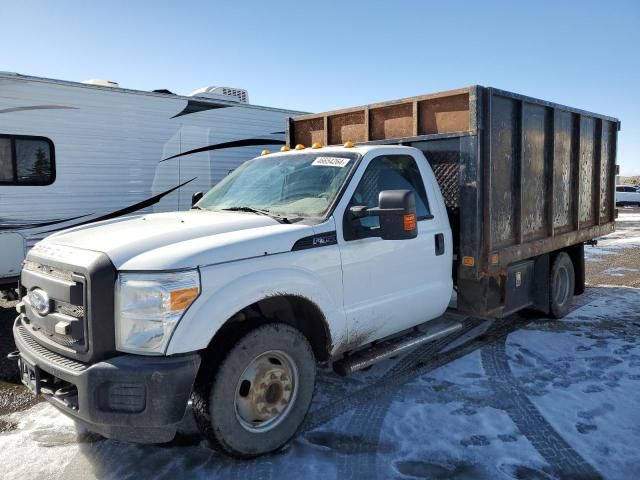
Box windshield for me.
[196,152,360,219]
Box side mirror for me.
[191,191,203,207]
[349,189,418,240]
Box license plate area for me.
[19,357,41,394]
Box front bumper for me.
[13,317,201,443]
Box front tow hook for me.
[6,351,20,361]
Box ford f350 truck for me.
[12,86,619,457]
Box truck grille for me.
[23,260,74,282]
[21,260,88,353]
[16,324,87,372]
[54,300,85,318]
[21,246,117,363]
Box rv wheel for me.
[192,323,316,457]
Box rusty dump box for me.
[287,86,620,317]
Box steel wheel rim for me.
[234,350,299,433]
[554,265,570,306]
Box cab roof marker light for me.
[344,140,354,148]
[280,145,291,152]
[311,142,322,149]
[261,149,270,155]
[295,144,306,150]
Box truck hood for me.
[45,210,313,270]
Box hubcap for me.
[554,265,570,306]
[234,350,298,432]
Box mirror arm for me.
[366,207,406,216]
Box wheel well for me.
[202,295,331,364]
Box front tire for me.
[192,323,316,457]
[549,252,575,319]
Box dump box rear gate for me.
[287,86,620,317]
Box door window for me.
[346,155,430,238]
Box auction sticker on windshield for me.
[312,157,351,167]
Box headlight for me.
[115,270,200,354]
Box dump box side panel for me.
[287,87,474,147]
[484,88,618,269]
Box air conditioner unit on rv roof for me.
[188,86,249,104]
[82,79,120,88]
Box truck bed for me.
[287,86,620,316]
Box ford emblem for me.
[29,289,50,316]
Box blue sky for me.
[2,0,639,174]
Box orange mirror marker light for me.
[403,213,417,231]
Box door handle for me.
[435,233,445,256]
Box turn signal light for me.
[311,142,322,149]
[344,140,354,148]
[261,149,270,156]
[462,256,475,267]
[295,144,305,150]
[280,145,291,152]
[403,214,416,231]
[170,287,199,311]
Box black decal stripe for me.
[0,105,78,114]
[271,131,286,135]
[0,213,92,231]
[37,177,198,234]
[160,138,285,163]
[292,231,338,251]
[171,100,229,119]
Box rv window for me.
[0,135,54,185]
[0,139,12,182]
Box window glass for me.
[0,139,12,182]
[197,152,360,219]
[350,155,430,230]
[16,139,52,183]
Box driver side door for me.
[337,153,452,346]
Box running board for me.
[332,318,464,376]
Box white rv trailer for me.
[0,72,304,290]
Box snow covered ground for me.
[1,211,639,479]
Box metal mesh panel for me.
[410,138,461,210]
[54,300,85,319]
[430,155,460,210]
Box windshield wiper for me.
[221,206,293,224]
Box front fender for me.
[165,264,346,356]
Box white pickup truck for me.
[12,86,619,457]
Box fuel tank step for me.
[332,317,464,376]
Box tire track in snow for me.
[480,337,602,479]
[336,320,484,479]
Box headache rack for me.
[287,86,620,316]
